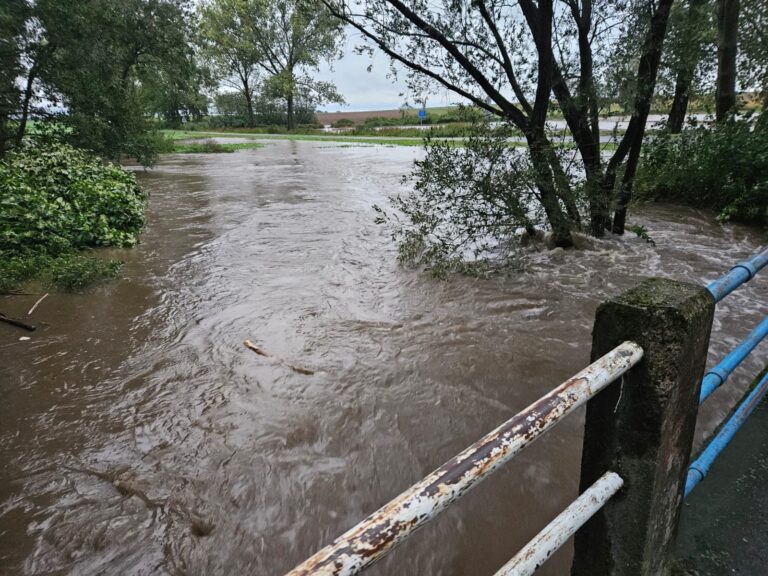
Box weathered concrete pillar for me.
[571,278,715,576]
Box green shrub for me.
[636,119,768,226]
[0,253,123,293]
[374,123,542,277]
[0,137,146,292]
[0,255,42,293]
[332,118,356,128]
[172,139,232,153]
[46,253,123,291]
[156,134,178,153]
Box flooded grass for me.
[161,129,618,150]
[172,140,264,154]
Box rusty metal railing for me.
[285,341,643,576]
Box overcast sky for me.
[316,29,463,111]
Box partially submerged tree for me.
[377,124,542,275]
[323,0,676,249]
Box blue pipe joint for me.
[700,372,726,402]
[685,465,707,497]
[731,260,758,281]
[706,247,768,301]
[705,366,729,386]
[699,315,768,403]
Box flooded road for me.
[1,141,766,576]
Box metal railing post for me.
[571,278,716,576]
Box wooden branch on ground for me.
[0,312,37,331]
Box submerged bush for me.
[46,253,124,291]
[375,123,560,277]
[636,119,768,226]
[0,136,146,292]
[172,139,233,153]
[0,253,122,293]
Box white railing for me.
[285,341,643,576]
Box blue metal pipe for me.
[686,370,768,497]
[699,315,768,403]
[706,247,768,302]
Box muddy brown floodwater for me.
[1,141,766,576]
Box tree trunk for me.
[286,93,295,131]
[545,144,582,229]
[667,0,708,133]
[715,0,740,121]
[588,179,612,237]
[16,66,38,146]
[611,136,643,235]
[0,116,10,159]
[243,82,255,127]
[668,70,693,134]
[757,87,768,131]
[611,0,675,234]
[527,133,574,248]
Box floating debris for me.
[243,340,315,375]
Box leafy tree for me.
[323,0,677,247]
[11,0,198,164]
[201,0,345,129]
[137,5,211,127]
[199,0,264,126]
[249,0,344,129]
[139,57,211,128]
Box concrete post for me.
[571,278,715,576]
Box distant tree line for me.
[211,92,318,128]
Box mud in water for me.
[1,141,766,576]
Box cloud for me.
[316,29,462,112]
